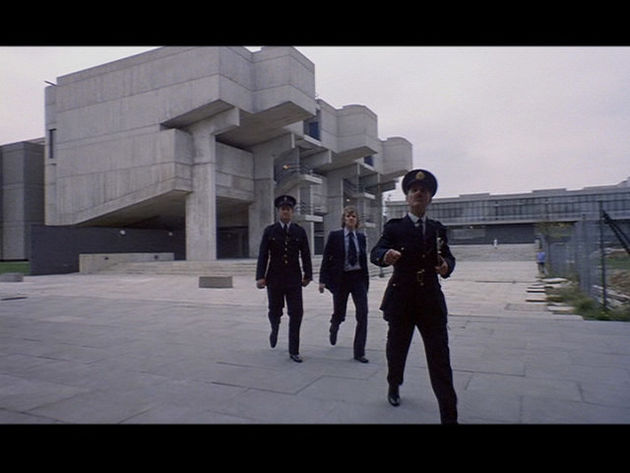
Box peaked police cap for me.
[274,195,297,208]
[401,169,438,196]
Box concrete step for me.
[98,256,391,279]
[99,259,260,276]
[94,243,534,276]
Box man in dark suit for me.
[318,206,370,363]
[370,169,458,424]
[256,195,312,363]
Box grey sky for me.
[2,46,629,198]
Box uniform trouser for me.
[267,285,303,355]
[386,308,458,423]
[330,270,368,358]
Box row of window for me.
[405,192,630,223]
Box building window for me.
[307,121,320,140]
[48,128,56,159]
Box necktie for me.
[415,219,425,237]
[348,232,357,266]
[284,224,289,235]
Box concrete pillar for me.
[185,108,239,261]
[249,134,294,258]
[249,175,275,258]
[324,170,345,237]
[186,128,218,261]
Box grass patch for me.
[547,282,630,322]
[0,261,30,275]
[607,251,630,271]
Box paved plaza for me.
[1,249,630,424]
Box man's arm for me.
[300,227,312,285]
[255,226,270,286]
[436,224,455,279]
[370,221,400,267]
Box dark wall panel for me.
[30,225,185,275]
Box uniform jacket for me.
[370,215,455,321]
[319,229,369,293]
[256,221,312,288]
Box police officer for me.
[370,169,458,424]
[256,195,312,363]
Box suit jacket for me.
[256,221,312,288]
[319,229,369,293]
[370,215,455,321]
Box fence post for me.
[599,201,608,311]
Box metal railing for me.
[274,162,315,181]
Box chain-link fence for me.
[542,211,630,309]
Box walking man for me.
[370,169,458,424]
[256,195,312,363]
[318,206,370,363]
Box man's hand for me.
[384,249,402,265]
[318,283,325,294]
[256,278,266,289]
[302,278,311,287]
[435,256,449,277]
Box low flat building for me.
[386,178,630,245]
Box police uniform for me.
[256,195,312,361]
[370,169,458,423]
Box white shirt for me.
[407,212,426,235]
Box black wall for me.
[447,223,537,245]
[30,225,185,275]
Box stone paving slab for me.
[1,261,630,424]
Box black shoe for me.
[441,418,458,425]
[354,355,369,363]
[269,325,279,348]
[388,386,400,407]
[290,354,303,363]
[329,323,339,345]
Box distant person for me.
[536,249,547,276]
[318,206,370,363]
[493,238,498,249]
[256,195,312,363]
[370,168,458,424]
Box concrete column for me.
[186,129,218,261]
[249,185,274,258]
[249,134,294,258]
[185,108,239,261]
[324,170,345,237]
[303,220,315,256]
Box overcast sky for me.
[2,46,629,199]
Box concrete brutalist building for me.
[44,46,412,263]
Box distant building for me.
[0,138,45,260]
[386,179,630,245]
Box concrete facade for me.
[0,139,45,260]
[44,46,412,261]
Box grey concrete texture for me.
[1,259,629,424]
